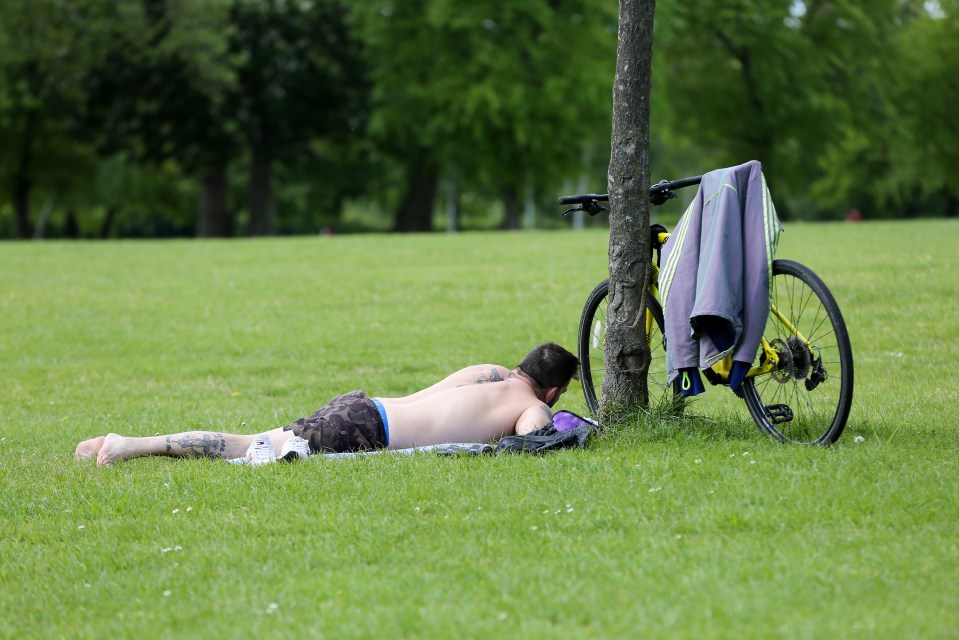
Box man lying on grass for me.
[75,343,579,466]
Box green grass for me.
[1,221,958,639]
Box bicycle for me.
[558,175,854,445]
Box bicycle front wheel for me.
[741,259,854,445]
[578,280,673,415]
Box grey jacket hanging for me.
[659,160,782,387]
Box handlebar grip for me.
[556,193,609,205]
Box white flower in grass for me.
[174,545,182,552]
[566,508,574,513]
[750,460,756,465]
[77,525,85,530]
[742,451,750,456]
[854,435,865,443]
[694,459,702,464]
[163,590,172,597]
[531,526,538,531]
[161,547,172,554]
[266,603,279,615]
[648,487,661,493]
[172,508,179,515]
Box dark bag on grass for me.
[495,410,598,455]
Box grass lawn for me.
[1,220,957,639]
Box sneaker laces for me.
[280,435,311,462]
[245,435,276,466]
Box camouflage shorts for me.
[283,391,387,454]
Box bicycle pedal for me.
[765,404,794,424]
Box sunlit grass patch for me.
[1,221,957,638]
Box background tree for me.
[653,0,897,219]
[603,0,656,411]
[81,0,236,237]
[231,0,366,235]
[350,0,617,231]
[0,0,135,238]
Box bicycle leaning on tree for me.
[557,176,854,445]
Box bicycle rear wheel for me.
[578,280,673,415]
[741,259,854,445]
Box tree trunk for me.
[13,173,31,240]
[198,166,230,238]
[603,0,657,412]
[247,141,274,236]
[64,209,79,239]
[393,158,438,232]
[101,206,118,239]
[501,185,522,230]
[445,172,459,233]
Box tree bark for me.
[393,157,438,232]
[198,166,230,238]
[603,0,656,412]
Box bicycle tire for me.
[577,280,674,415]
[741,259,854,445]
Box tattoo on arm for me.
[540,404,554,426]
[166,433,228,457]
[458,368,506,386]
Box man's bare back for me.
[378,365,558,448]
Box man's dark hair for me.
[517,343,579,389]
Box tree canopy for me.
[0,0,955,238]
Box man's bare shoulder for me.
[452,364,512,386]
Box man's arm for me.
[514,403,554,436]
[381,365,511,404]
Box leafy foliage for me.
[0,0,956,237]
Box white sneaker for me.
[280,435,311,461]
[245,434,276,466]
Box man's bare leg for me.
[89,427,293,466]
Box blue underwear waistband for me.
[371,398,390,447]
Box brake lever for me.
[561,201,609,217]
[650,180,678,206]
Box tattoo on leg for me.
[169,433,228,457]
[165,437,172,453]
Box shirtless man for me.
[75,343,579,466]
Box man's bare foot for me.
[75,436,106,460]
[96,433,131,467]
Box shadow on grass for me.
[590,395,759,448]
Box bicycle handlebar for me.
[556,175,703,207]
[557,193,608,205]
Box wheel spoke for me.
[745,260,853,445]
